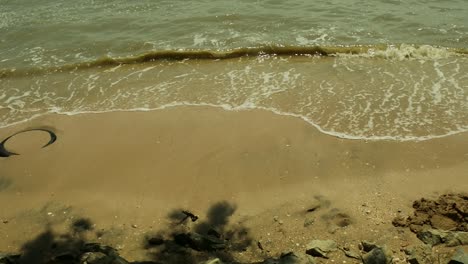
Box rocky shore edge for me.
[1,193,467,264]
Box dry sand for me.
[0,106,467,263]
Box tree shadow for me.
[8,218,96,264]
[3,202,272,264]
[144,201,253,264]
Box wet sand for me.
[0,106,467,262]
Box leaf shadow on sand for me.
[143,201,253,264]
[8,218,95,264]
[3,201,257,264]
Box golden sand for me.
[0,106,467,262]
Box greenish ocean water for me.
[1,0,467,140]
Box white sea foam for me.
[1,52,467,142]
[1,101,467,142]
[339,44,457,60]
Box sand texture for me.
[0,106,467,263]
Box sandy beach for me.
[0,106,467,263]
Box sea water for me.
[1,0,467,140]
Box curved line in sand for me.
[0,128,57,158]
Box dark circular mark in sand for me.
[0,128,57,157]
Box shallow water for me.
[1,0,467,140]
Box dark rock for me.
[0,254,20,264]
[417,229,450,246]
[257,252,316,264]
[448,248,468,264]
[417,229,468,247]
[360,241,378,252]
[80,244,129,264]
[305,240,337,258]
[362,247,389,264]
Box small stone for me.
[131,224,138,228]
[306,240,337,258]
[328,226,339,234]
[278,220,284,225]
[273,216,279,222]
[304,216,315,227]
[362,247,388,264]
[392,216,407,227]
[2,220,8,224]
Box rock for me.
[259,252,316,264]
[448,232,468,247]
[417,229,450,246]
[417,229,468,247]
[342,248,360,259]
[430,214,458,230]
[448,248,468,264]
[0,253,20,264]
[391,216,407,227]
[289,253,316,264]
[360,241,378,252]
[303,215,315,227]
[406,193,468,233]
[404,244,432,264]
[80,244,129,264]
[80,252,112,264]
[305,240,337,258]
[362,247,389,264]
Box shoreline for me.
[2,104,468,142]
[0,106,467,263]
